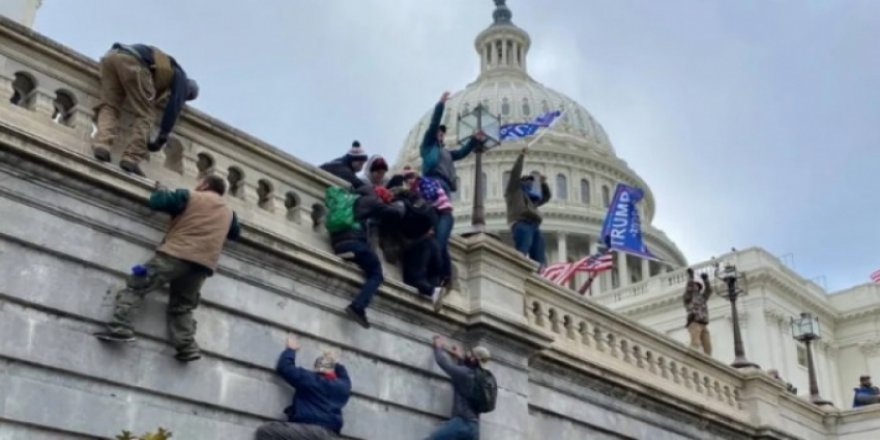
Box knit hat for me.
[438,124,447,133]
[472,346,491,366]
[370,156,388,172]
[347,141,368,161]
[314,352,337,372]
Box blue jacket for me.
[853,385,880,407]
[113,43,190,139]
[277,348,352,433]
[419,101,480,192]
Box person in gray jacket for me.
[426,335,492,440]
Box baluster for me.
[620,340,631,363]
[593,327,605,352]
[548,308,560,334]
[635,347,645,369]
[563,315,575,339]
[682,367,691,389]
[669,361,679,383]
[530,301,544,327]
[703,377,713,398]
[607,334,618,358]
[578,322,590,347]
[693,372,703,393]
[714,381,722,402]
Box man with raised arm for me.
[256,334,352,440]
[420,91,486,290]
[683,268,713,355]
[91,43,199,177]
[505,147,551,268]
[94,176,240,362]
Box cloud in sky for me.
[32,0,880,291]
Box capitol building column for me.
[642,258,651,282]
[590,240,604,295]
[557,233,568,263]
[617,251,630,287]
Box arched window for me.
[196,152,215,178]
[52,89,76,125]
[522,98,531,117]
[555,174,567,200]
[502,171,511,192]
[10,72,36,108]
[602,185,611,207]
[580,179,590,204]
[501,97,510,116]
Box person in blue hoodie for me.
[91,43,198,177]
[853,375,880,408]
[420,91,486,285]
[256,334,352,440]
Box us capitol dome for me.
[394,0,686,293]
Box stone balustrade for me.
[2,16,877,440]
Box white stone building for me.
[394,0,687,294]
[0,0,41,28]
[394,1,880,411]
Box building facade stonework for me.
[1,3,880,440]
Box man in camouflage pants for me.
[95,176,239,362]
[683,268,713,356]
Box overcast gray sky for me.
[33,0,880,292]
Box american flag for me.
[540,251,614,286]
[871,269,880,284]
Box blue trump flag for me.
[500,110,562,141]
[599,184,661,261]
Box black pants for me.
[402,236,442,296]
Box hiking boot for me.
[432,286,449,312]
[345,305,371,329]
[94,330,136,343]
[93,147,111,163]
[119,160,145,177]
[175,350,202,363]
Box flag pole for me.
[525,110,565,149]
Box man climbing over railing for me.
[683,268,712,356]
[256,334,351,440]
[325,184,403,329]
[94,175,239,362]
[426,336,497,440]
[319,141,369,190]
[91,43,199,177]
[505,146,551,270]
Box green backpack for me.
[324,186,361,234]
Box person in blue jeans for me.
[426,335,491,440]
[420,91,486,286]
[504,147,551,269]
[329,185,403,329]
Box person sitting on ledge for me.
[426,336,497,440]
[319,141,369,190]
[853,375,880,408]
[326,184,403,329]
[91,43,198,177]
[94,176,239,362]
[256,334,351,440]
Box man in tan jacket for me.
[95,175,239,362]
[505,147,551,268]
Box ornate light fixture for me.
[714,261,760,369]
[791,312,833,406]
[457,103,501,234]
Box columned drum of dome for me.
[394,1,686,291]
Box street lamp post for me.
[715,262,760,369]
[791,312,834,407]
[457,103,501,235]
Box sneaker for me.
[94,330,136,343]
[345,305,371,329]
[119,160,145,177]
[175,351,202,362]
[432,286,449,312]
[93,147,111,162]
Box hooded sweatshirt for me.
[504,153,551,226]
[360,155,389,187]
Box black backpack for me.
[400,196,437,239]
[467,367,498,414]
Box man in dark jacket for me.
[420,92,485,287]
[91,43,199,177]
[683,269,712,355]
[320,141,369,190]
[426,336,491,440]
[94,176,239,362]
[504,147,551,268]
[330,185,403,328]
[853,375,880,407]
[256,334,351,440]
[394,181,442,300]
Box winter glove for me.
[147,134,168,152]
